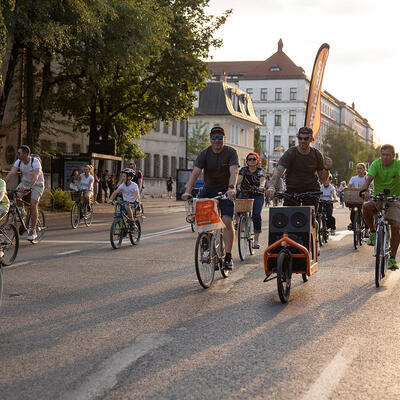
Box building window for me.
[153,154,160,177]
[56,142,67,153]
[72,144,81,153]
[260,88,268,101]
[171,156,177,177]
[40,139,52,151]
[274,136,281,150]
[275,88,282,101]
[289,110,296,126]
[180,120,186,137]
[144,153,151,177]
[179,157,185,169]
[231,125,239,144]
[290,88,297,101]
[243,129,248,147]
[163,122,169,134]
[162,155,169,177]
[289,136,296,148]
[172,121,178,136]
[246,88,253,98]
[152,121,160,132]
[274,110,281,127]
[259,110,267,126]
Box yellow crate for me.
[235,198,254,213]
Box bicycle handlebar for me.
[370,193,398,202]
[275,191,322,201]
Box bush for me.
[49,188,74,211]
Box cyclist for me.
[338,181,347,206]
[5,145,44,241]
[347,163,367,230]
[80,165,94,211]
[182,126,239,270]
[360,144,400,270]
[266,126,332,209]
[109,169,139,223]
[237,152,266,249]
[320,176,338,235]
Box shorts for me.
[18,181,44,202]
[369,200,400,223]
[198,187,234,219]
[0,208,8,221]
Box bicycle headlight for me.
[291,212,307,228]
[272,213,288,229]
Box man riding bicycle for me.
[360,144,400,270]
[182,126,239,270]
[266,127,332,208]
[5,145,44,241]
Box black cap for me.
[210,126,225,135]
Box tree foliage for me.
[323,127,379,183]
[187,120,209,156]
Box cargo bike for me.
[263,191,321,303]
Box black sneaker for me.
[223,254,233,270]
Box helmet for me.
[122,168,135,178]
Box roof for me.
[195,81,262,126]
[208,39,306,80]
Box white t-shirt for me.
[320,184,336,201]
[349,175,367,188]
[80,173,94,190]
[14,157,44,185]
[118,182,138,202]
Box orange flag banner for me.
[305,43,330,140]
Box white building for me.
[209,39,374,172]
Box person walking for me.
[167,177,174,198]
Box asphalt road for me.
[1,203,400,400]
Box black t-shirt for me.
[239,166,265,192]
[278,146,324,193]
[195,145,239,191]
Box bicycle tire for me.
[322,216,329,244]
[194,232,215,288]
[0,266,3,306]
[248,217,254,256]
[353,210,360,250]
[71,202,80,229]
[238,214,248,261]
[129,220,141,245]
[0,224,19,266]
[110,218,124,249]
[318,215,324,247]
[375,226,384,287]
[84,205,93,227]
[302,273,308,282]
[215,229,229,278]
[277,251,291,303]
[26,209,46,242]
[191,223,195,232]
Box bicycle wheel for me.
[71,202,80,229]
[375,226,385,287]
[191,223,195,232]
[302,273,308,282]
[248,217,254,255]
[353,211,360,250]
[277,251,291,303]
[0,224,19,266]
[84,204,93,227]
[238,214,248,261]
[0,267,3,305]
[322,216,329,244]
[318,215,324,247]
[110,218,124,249]
[26,209,46,242]
[195,232,215,288]
[215,229,229,278]
[129,219,141,245]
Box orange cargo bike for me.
[264,191,321,303]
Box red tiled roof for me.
[209,49,306,80]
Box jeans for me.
[322,202,336,230]
[239,193,264,233]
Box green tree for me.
[323,126,379,183]
[187,121,209,156]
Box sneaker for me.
[367,231,376,246]
[27,230,37,241]
[253,241,260,249]
[223,254,233,270]
[0,249,4,258]
[347,223,353,231]
[389,258,399,270]
[331,229,336,236]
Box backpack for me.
[17,155,41,171]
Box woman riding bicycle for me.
[80,165,94,211]
[109,169,139,223]
[237,152,266,249]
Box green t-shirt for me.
[368,158,400,195]
[0,178,10,214]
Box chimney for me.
[351,102,355,109]
[278,39,283,52]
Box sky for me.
[206,0,400,149]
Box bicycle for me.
[6,189,46,243]
[71,190,94,229]
[317,200,333,247]
[109,199,141,249]
[264,191,321,303]
[362,189,396,287]
[192,193,229,288]
[352,205,369,250]
[186,187,203,232]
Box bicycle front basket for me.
[235,199,254,213]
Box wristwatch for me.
[228,184,235,189]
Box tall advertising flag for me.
[305,43,330,140]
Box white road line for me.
[59,333,172,400]
[42,240,110,244]
[57,250,81,256]
[141,226,190,239]
[302,336,361,400]
[2,261,30,270]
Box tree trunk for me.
[0,40,20,126]
[25,44,34,149]
[88,96,98,153]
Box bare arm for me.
[237,175,243,186]
[5,166,18,184]
[269,165,286,189]
[27,169,41,188]
[228,165,238,188]
[109,188,122,201]
[259,176,266,190]
[317,169,329,185]
[360,174,374,192]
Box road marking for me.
[141,226,190,239]
[59,333,172,400]
[330,230,352,241]
[302,336,361,400]
[57,250,81,256]
[2,261,30,270]
[42,240,110,244]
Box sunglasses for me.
[297,136,312,141]
[247,157,257,161]
[211,135,224,141]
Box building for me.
[209,39,374,172]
